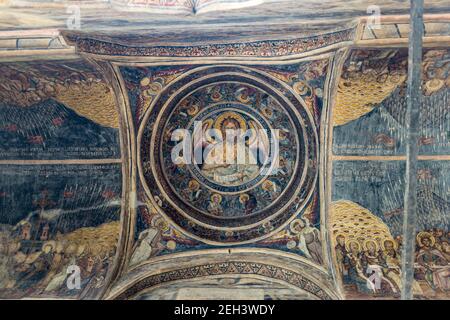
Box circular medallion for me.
[139,66,318,244]
[186,103,272,193]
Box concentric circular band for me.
[138,65,318,244]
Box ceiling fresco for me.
[135,66,318,244]
[121,59,329,268]
[0,0,449,302]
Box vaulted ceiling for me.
[0,0,449,300]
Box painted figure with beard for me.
[416,232,450,292]
[198,112,266,186]
[16,242,54,291]
[207,194,223,216]
[36,241,65,291]
[382,239,423,296]
[335,234,348,280]
[362,239,397,294]
[344,240,373,294]
[182,180,201,202]
[44,243,83,293]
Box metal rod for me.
[401,0,423,300]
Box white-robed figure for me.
[44,244,85,293]
[129,227,162,266]
[289,218,323,265]
[195,112,270,186]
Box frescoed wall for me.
[333,49,450,156]
[0,60,123,299]
[0,61,121,160]
[330,48,450,300]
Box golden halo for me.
[188,180,200,191]
[211,193,222,203]
[293,81,310,96]
[334,233,347,243]
[363,239,379,252]
[235,86,251,103]
[381,238,398,251]
[42,240,56,252]
[153,216,170,232]
[239,194,250,203]
[187,104,199,116]
[345,239,361,252]
[290,219,305,234]
[416,231,436,247]
[424,79,444,95]
[140,77,150,87]
[261,107,273,118]
[166,240,176,250]
[214,111,247,132]
[225,230,234,237]
[147,79,164,95]
[262,180,275,191]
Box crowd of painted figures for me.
[335,228,450,297]
[0,222,116,298]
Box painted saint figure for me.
[207,194,223,216]
[130,228,163,266]
[196,111,270,187]
[362,239,397,294]
[290,218,323,265]
[335,234,348,280]
[343,240,374,294]
[416,232,449,291]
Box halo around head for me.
[334,233,346,242]
[214,111,247,131]
[346,239,361,252]
[290,219,305,234]
[188,179,200,190]
[381,238,398,251]
[262,180,275,191]
[239,194,250,203]
[363,239,379,251]
[42,240,56,253]
[416,231,436,247]
[211,193,222,202]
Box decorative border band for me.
[114,261,334,300]
[66,28,355,58]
